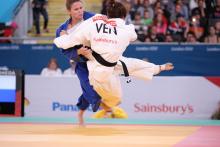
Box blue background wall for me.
[0,43,220,75]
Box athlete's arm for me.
[54,17,92,49]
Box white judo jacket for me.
[54,14,160,107]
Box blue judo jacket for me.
[56,11,95,61]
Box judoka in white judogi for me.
[54,14,172,108]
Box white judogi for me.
[54,14,160,107]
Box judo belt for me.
[119,60,131,83]
[92,50,117,67]
[92,50,131,83]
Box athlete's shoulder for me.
[90,14,108,21]
[56,19,70,37]
[57,19,70,30]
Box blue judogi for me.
[56,11,101,112]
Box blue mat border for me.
[0,117,220,126]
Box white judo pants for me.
[87,56,160,108]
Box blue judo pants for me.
[75,62,101,111]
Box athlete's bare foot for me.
[78,110,85,127]
[164,63,174,71]
[160,63,174,71]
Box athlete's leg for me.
[115,56,174,81]
[75,62,102,126]
[75,95,88,126]
[75,62,102,112]
[89,71,122,109]
[78,109,85,126]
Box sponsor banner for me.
[120,77,220,119]
[25,76,220,119]
[24,75,94,118]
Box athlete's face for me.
[68,2,84,20]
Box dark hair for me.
[47,58,59,68]
[66,0,82,10]
[107,0,127,19]
[187,31,196,38]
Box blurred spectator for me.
[32,0,49,36]
[188,11,206,41]
[161,1,172,23]
[153,1,163,16]
[142,10,153,27]
[111,0,220,43]
[140,0,154,19]
[211,0,220,19]
[215,21,220,36]
[186,31,198,43]
[168,13,188,42]
[204,26,220,43]
[206,0,216,18]
[170,1,189,22]
[133,12,143,26]
[40,58,62,76]
[192,0,208,38]
[130,0,143,20]
[149,0,157,4]
[133,12,146,41]
[153,11,168,35]
[0,22,18,43]
[189,0,198,10]
[161,0,174,12]
[63,61,76,76]
[211,101,220,120]
[191,0,207,18]
[144,35,151,42]
[0,66,8,70]
[147,25,164,42]
[165,33,174,42]
[154,1,163,9]
[176,0,189,20]
[181,0,190,7]
[123,1,133,24]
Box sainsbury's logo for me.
[134,103,194,115]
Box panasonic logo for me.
[52,102,93,112]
